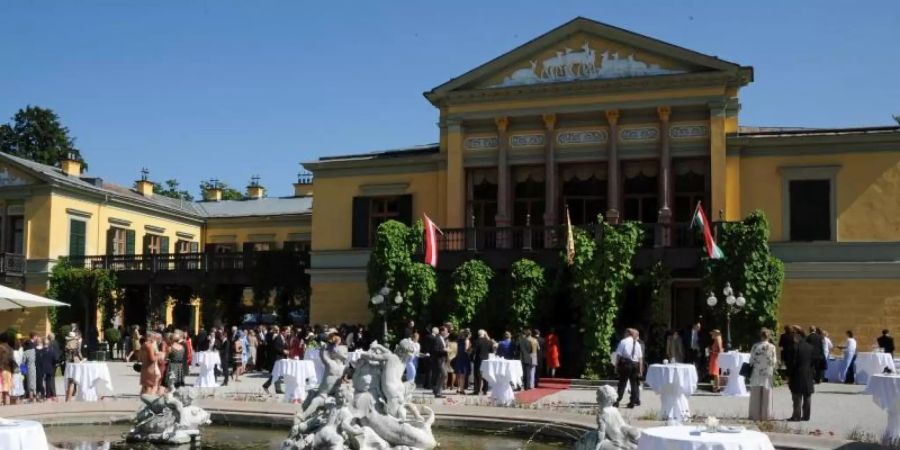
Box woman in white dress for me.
[11,341,24,403]
[748,328,777,421]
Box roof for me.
[198,196,312,218]
[731,125,900,138]
[316,143,440,163]
[0,152,309,219]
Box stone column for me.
[709,102,728,219]
[542,114,558,227]
[494,116,511,227]
[605,109,621,224]
[445,119,466,228]
[657,106,673,246]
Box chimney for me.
[135,167,154,197]
[246,175,265,200]
[203,179,223,202]
[293,171,313,197]
[60,150,83,176]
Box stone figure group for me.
[575,385,642,450]
[126,387,211,445]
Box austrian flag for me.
[423,214,442,267]
[691,201,725,260]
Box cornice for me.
[304,153,446,178]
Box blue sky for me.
[2,1,898,197]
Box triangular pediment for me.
[426,17,749,100]
[0,160,38,188]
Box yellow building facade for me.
[304,18,900,347]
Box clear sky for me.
[2,1,898,197]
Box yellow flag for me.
[566,205,575,266]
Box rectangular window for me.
[789,179,831,241]
[69,219,86,257]
[109,228,128,255]
[8,216,24,254]
[143,234,162,254]
[351,194,412,248]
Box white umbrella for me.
[0,284,69,311]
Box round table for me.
[480,358,523,405]
[194,351,221,388]
[64,362,113,401]
[304,348,325,383]
[717,352,750,397]
[644,364,698,423]
[825,357,842,382]
[0,420,49,450]
[856,352,895,385]
[865,373,900,444]
[272,359,319,403]
[637,425,774,450]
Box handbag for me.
[739,362,753,378]
[132,362,142,373]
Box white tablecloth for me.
[64,362,113,401]
[857,352,895,385]
[194,351,221,388]
[272,359,319,403]
[825,357,842,382]
[645,364,698,423]
[304,348,325,383]
[717,352,750,397]
[865,374,900,443]
[480,358,523,405]
[0,420,49,450]
[638,426,774,450]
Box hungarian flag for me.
[423,214,442,267]
[565,205,575,266]
[691,201,725,259]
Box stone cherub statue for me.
[126,387,212,445]
[575,385,641,450]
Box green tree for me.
[704,210,785,350]
[567,219,643,378]
[509,258,545,332]
[199,180,243,200]
[154,179,194,200]
[0,106,86,169]
[449,259,493,327]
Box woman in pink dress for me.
[709,329,723,392]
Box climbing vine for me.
[567,218,643,378]
[449,259,493,328]
[639,260,672,364]
[509,258,545,333]
[703,210,785,350]
[47,259,118,339]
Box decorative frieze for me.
[556,129,608,146]
[669,124,709,139]
[509,133,545,148]
[464,136,498,150]
[619,126,659,142]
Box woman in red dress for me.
[545,327,560,377]
[709,329,723,392]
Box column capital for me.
[708,101,727,118]
[445,118,463,133]
[495,116,510,132]
[657,106,672,122]
[542,113,557,131]
[605,109,620,126]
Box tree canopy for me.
[154,179,194,201]
[0,106,86,170]
[199,180,243,200]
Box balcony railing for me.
[437,221,727,253]
[69,251,308,273]
[0,253,25,275]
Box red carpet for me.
[514,377,571,404]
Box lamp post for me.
[370,285,403,342]
[706,282,746,351]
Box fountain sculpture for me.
[575,385,642,450]
[282,338,437,450]
[126,387,212,445]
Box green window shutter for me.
[126,230,136,255]
[160,236,170,254]
[69,220,86,257]
[106,228,116,255]
[351,196,370,248]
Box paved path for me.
[38,361,889,444]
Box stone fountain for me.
[126,387,212,445]
[282,338,436,450]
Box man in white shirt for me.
[614,328,643,408]
[840,330,858,384]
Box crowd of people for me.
[0,328,86,404]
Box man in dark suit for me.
[35,336,58,399]
[419,329,434,389]
[787,329,816,421]
[517,329,534,391]
[431,327,449,398]
[216,329,232,386]
[262,325,285,394]
[805,326,825,384]
[681,321,707,380]
[196,328,208,351]
[878,329,895,358]
[533,328,545,388]
[471,329,493,395]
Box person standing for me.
[453,329,471,394]
[805,327,825,384]
[708,330,723,393]
[35,337,57,400]
[778,325,794,370]
[533,329,545,388]
[666,330,685,363]
[215,329,232,386]
[431,327,449,398]
[787,329,815,421]
[138,333,161,396]
[748,329,777,421]
[878,329,895,357]
[839,330,858,384]
[165,331,187,389]
[497,332,514,359]
[262,325,286,394]
[516,329,535,391]
[23,338,36,401]
[613,328,643,408]
[471,329,492,395]
[544,327,560,378]
[682,322,704,378]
